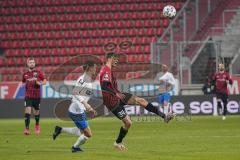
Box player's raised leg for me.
[126,94,175,123]
[53,126,81,140]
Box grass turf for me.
[0,116,240,160]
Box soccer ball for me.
[163,5,176,19]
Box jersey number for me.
[85,90,92,95]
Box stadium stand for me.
[0,0,184,81]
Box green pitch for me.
[0,116,240,160]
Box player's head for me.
[218,63,225,72]
[83,60,97,77]
[27,57,35,70]
[162,64,168,73]
[106,52,118,67]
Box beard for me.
[29,66,35,70]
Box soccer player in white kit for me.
[158,64,176,114]
[53,61,97,153]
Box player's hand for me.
[83,102,97,117]
[87,107,97,118]
[116,93,125,100]
[89,108,97,117]
[36,81,42,86]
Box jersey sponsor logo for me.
[33,72,38,78]
[103,73,109,81]
[78,79,85,85]
[26,77,37,81]
[217,79,226,82]
[85,90,93,95]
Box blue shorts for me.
[158,93,171,104]
[69,112,88,130]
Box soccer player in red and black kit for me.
[99,53,175,150]
[212,63,232,120]
[22,58,46,135]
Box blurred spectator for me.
[202,76,212,95]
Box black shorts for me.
[25,98,41,110]
[111,93,133,120]
[121,92,133,104]
[216,92,228,104]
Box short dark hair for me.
[83,60,96,71]
[106,52,118,59]
[27,57,35,63]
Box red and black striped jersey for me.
[99,65,120,110]
[212,71,232,94]
[22,69,45,99]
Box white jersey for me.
[158,71,175,93]
[68,73,93,114]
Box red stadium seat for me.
[2,75,11,81]
[0,57,5,66]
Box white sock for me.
[163,106,169,114]
[73,135,89,148]
[62,127,81,136]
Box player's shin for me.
[73,134,89,147]
[217,101,222,114]
[25,113,31,129]
[35,114,40,125]
[223,103,227,116]
[116,127,128,144]
[145,103,165,119]
[163,105,169,114]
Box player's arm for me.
[36,71,47,85]
[210,73,216,91]
[101,71,125,99]
[102,81,125,99]
[158,73,168,84]
[81,101,97,117]
[101,81,117,95]
[211,73,216,86]
[21,73,26,86]
[168,73,176,87]
[42,79,47,85]
[36,79,46,85]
